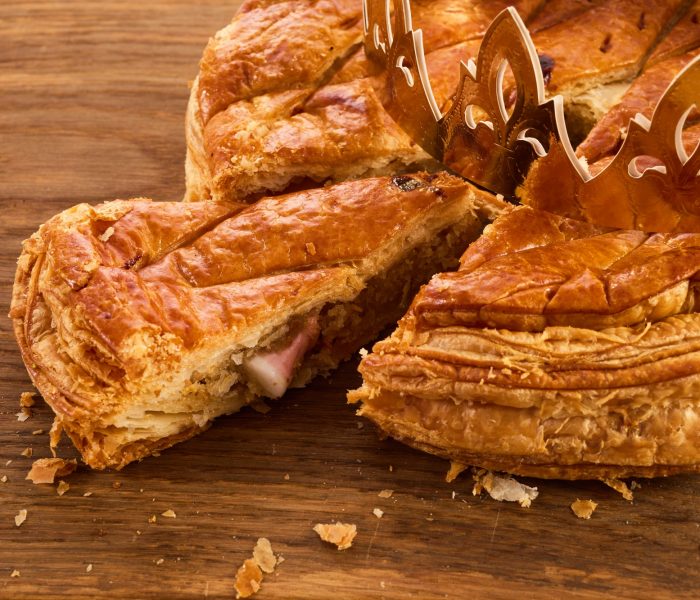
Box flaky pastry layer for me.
[12,173,501,469]
[350,206,700,479]
[184,0,547,202]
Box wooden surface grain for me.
[1,2,699,599]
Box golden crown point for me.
[363,0,700,233]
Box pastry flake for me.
[234,558,263,599]
[313,522,357,550]
[14,510,27,527]
[234,537,278,599]
[26,458,77,485]
[473,470,539,508]
[252,538,277,574]
[571,499,598,519]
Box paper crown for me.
[363,0,700,233]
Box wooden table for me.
[1,2,698,598]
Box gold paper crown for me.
[363,0,700,233]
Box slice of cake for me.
[11,173,502,469]
[350,205,700,479]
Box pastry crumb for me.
[283,473,290,480]
[472,469,538,508]
[377,489,393,498]
[372,508,384,519]
[26,457,78,484]
[19,392,35,407]
[234,558,263,599]
[155,558,164,566]
[252,538,277,574]
[358,347,368,358]
[49,418,63,457]
[112,481,122,489]
[161,509,176,518]
[83,491,93,497]
[56,480,70,496]
[32,429,44,435]
[313,522,357,550]
[16,408,32,422]
[445,461,468,483]
[250,399,271,414]
[148,515,157,524]
[15,509,27,527]
[99,226,115,242]
[1,475,7,483]
[603,478,634,501]
[571,499,598,519]
[86,564,93,573]
[234,537,279,598]
[20,447,33,458]
[10,570,20,578]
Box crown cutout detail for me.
[363,0,700,233]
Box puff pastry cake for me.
[11,173,501,469]
[350,205,700,479]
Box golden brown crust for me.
[578,49,700,163]
[413,207,700,331]
[196,0,362,125]
[184,0,546,202]
[200,80,429,202]
[647,0,700,66]
[12,174,501,469]
[410,0,545,50]
[533,0,682,95]
[527,0,607,34]
[351,207,700,479]
[524,0,686,139]
[185,0,363,201]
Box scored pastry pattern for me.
[11,175,498,468]
[364,0,700,231]
[352,0,700,479]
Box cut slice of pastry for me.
[350,205,700,479]
[11,173,502,469]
